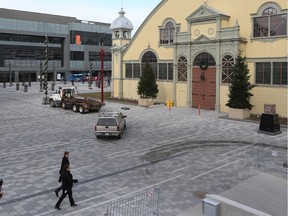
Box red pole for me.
[100,49,104,103]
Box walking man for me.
[55,164,77,210]
[0,179,3,198]
[55,151,69,197]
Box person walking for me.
[0,179,3,198]
[55,164,77,210]
[55,151,70,197]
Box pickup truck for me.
[49,86,104,113]
[95,112,127,139]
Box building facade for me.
[0,8,112,83]
[111,0,287,117]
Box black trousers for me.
[55,188,75,208]
[55,185,62,193]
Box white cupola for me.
[110,8,134,40]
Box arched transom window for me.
[253,5,287,37]
[141,51,158,77]
[159,20,180,45]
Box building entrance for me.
[192,52,216,110]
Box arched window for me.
[253,5,287,37]
[141,51,158,78]
[178,56,187,81]
[221,55,234,83]
[159,20,180,45]
[193,53,216,67]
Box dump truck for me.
[49,86,105,113]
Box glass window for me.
[273,62,287,85]
[141,51,158,78]
[89,52,111,61]
[159,63,167,80]
[125,63,132,78]
[193,53,216,67]
[70,31,112,46]
[70,51,84,61]
[159,21,178,45]
[168,63,173,80]
[222,55,234,83]
[178,56,187,81]
[133,63,140,78]
[256,62,271,84]
[253,7,287,37]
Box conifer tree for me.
[226,54,254,110]
[137,63,159,98]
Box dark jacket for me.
[59,156,69,174]
[61,170,73,190]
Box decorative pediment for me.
[186,4,230,23]
[194,34,212,42]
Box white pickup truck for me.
[95,112,127,139]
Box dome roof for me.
[110,8,134,30]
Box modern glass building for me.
[0,8,112,83]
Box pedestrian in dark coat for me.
[0,179,3,198]
[55,164,77,210]
[55,151,70,197]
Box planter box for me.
[138,98,154,106]
[228,108,250,119]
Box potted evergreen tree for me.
[137,63,159,106]
[226,53,254,119]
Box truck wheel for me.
[79,106,84,113]
[62,102,66,109]
[50,100,55,107]
[72,105,78,112]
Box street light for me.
[9,61,12,86]
[99,46,105,103]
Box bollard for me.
[3,82,6,88]
[16,83,19,91]
[51,83,55,91]
[28,81,31,87]
[24,84,28,92]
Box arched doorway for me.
[192,53,216,110]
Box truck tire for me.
[62,102,66,109]
[79,106,85,114]
[72,105,78,112]
[118,133,122,139]
[50,100,55,107]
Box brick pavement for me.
[0,82,287,216]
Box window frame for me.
[221,55,235,84]
[159,19,180,46]
[252,4,287,38]
[255,62,287,85]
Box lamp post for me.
[9,61,12,86]
[99,46,105,103]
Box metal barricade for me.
[245,146,287,172]
[105,187,161,216]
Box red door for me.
[192,67,216,110]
